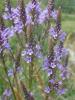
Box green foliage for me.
[55,0,75,13]
[41,0,75,13]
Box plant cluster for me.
[0,0,69,100]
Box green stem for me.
[1,52,16,100]
[45,94,49,100]
[29,61,34,91]
[16,32,24,48]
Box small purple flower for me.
[58,31,66,42]
[47,69,53,76]
[44,86,51,94]
[60,70,68,80]
[21,50,27,57]
[51,10,57,20]
[35,44,41,50]
[3,6,24,34]
[3,6,20,21]
[0,27,11,51]
[34,44,42,58]
[43,57,49,70]
[54,46,68,62]
[49,79,55,84]
[5,7,9,12]
[54,44,69,62]
[56,63,64,71]
[3,13,12,20]
[38,8,48,24]
[50,62,56,68]
[22,43,42,63]
[54,44,63,61]
[24,56,32,63]
[49,27,57,39]
[16,66,23,73]
[8,69,13,77]
[3,13,8,20]
[26,1,41,15]
[26,1,41,24]
[22,48,33,56]
[26,15,32,25]
[11,7,20,19]
[26,2,35,14]
[58,81,62,85]
[26,48,33,55]
[2,27,14,38]
[34,51,42,58]
[0,48,2,53]
[57,89,67,95]
[4,43,11,50]
[35,2,41,14]
[14,21,23,33]
[3,89,12,97]
[62,48,69,57]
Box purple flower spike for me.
[26,1,41,17]
[0,24,11,52]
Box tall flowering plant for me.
[0,0,69,100]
